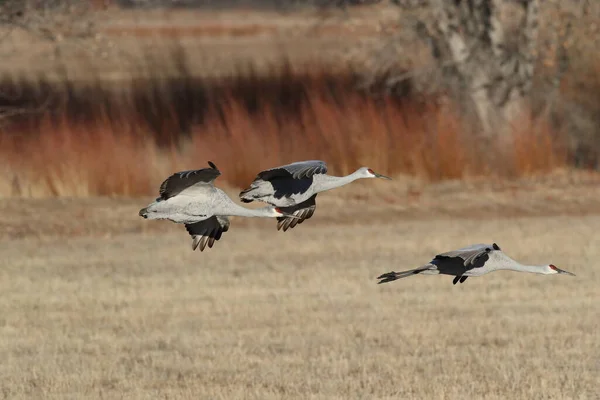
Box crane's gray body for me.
[144,183,241,224]
[416,243,507,281]
[377,243,574,285]
[239,160,382,231]
[139,162,285,251]
[240,160,330,207]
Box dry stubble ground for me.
[0,177,599,399]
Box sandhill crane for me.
[139,161,297,252]
[377,243,575,285]
[239,160,391,231]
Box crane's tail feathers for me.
[377,267,431,284]
[138,207,148,218]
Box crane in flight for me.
[139,161,297,252]
[239,160,391,232]
[377,243,575,285]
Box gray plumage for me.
[377,242,575,285]
[239,160,391,232]
[139,161,296,252]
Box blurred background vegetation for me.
[0,0,598,197]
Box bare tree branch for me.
[382,0,543,138]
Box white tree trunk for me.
[429,0,540,138]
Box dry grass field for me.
[1,177,599,399]
[1,3,599,397]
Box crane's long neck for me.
[505,264,549,274]
[315,170,363,193]
[497,261,549,274]
[218,200,273,218]
[491,253,550,274]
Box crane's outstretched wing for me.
[256,160,327,181]
[275,195,317,232]
[435,243,501,268]
[430,243,501,279]
[184,216,230,252]
[159,161,220,200]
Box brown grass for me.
[0,5,598,397]
[0,194,598,399]
[1,2,597,198]
[0,68,568,198]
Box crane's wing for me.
[184,216,230,252]
[159,161,220,200]
[275,195,317,232]
[257,160,327,181]
[434,243,501,268]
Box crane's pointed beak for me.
[556,267,575,276]
[373,172,392,180]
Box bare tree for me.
[343,1,548,139]
[424,0,541,138]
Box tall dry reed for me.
[0,63,568,198]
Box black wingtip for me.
[208,161,218,170]
[493,243,500,250]
[138,207,148,218]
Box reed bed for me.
[0,61,569,198]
